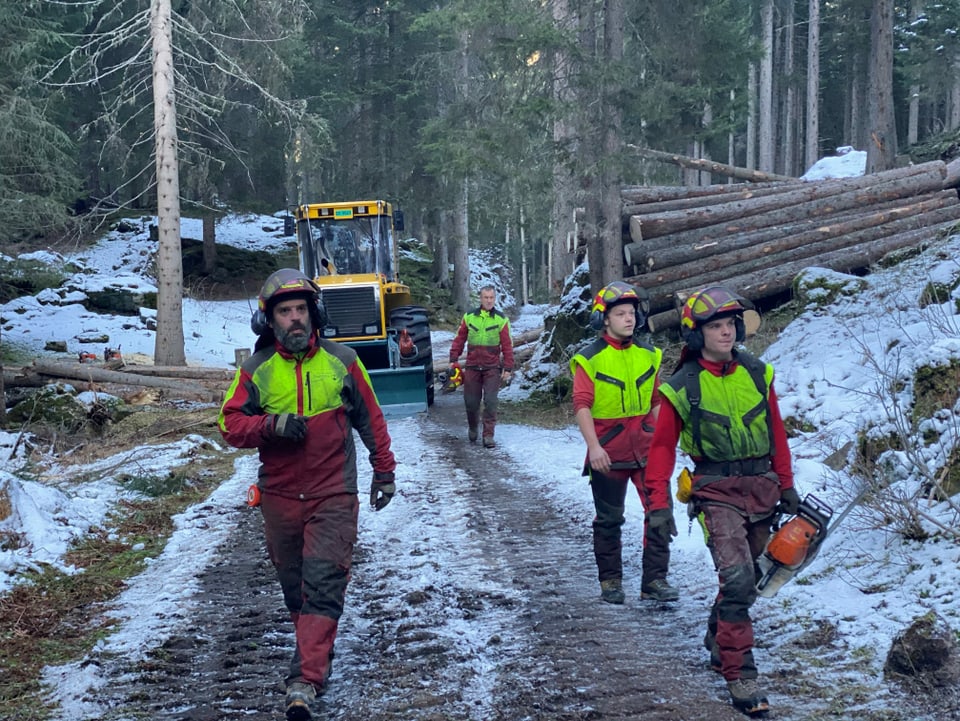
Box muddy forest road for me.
[71,393,930,721]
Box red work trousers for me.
[463,366,502,439]
[260,492,359,689]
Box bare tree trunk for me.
[747,63,758,170]
[0,322,6,428]
[600,0,625,286]
[866,0,898,173]
[202,215,216,275]
[549,0,577,299]
[758,0,775,173]
[519,204,528,305]
[806,0,821,170]
[151,0,186,366]
[952,56,960,131]
[783,0,796,176]
[451,179,470,313]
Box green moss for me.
[912,360,960,423]
[918,279,959,309]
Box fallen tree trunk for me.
[621,182,802,216]
[30,361,219,400]
[117,365,236,380]
[621,180,799,204]
[944,157,960,189]
[631,192,959,272]
[628,161,946,243]
[645,220,958,331]
[632,202,960,289]
[627,145,795,183]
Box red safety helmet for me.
[588,281,650,331]
[680,286,749,350]
[251,268,327,335]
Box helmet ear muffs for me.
[682,326,705,352]
[588,308,606,331]
[735,316,746,343]
[310,297,328,331]
[251,309,269,336]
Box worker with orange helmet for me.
[644,285,799,716]
[570,280,679,606]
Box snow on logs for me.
[610,156,960,331]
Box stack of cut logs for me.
[606,157,960,331]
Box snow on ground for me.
[3,151,960,713]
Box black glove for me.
[778,487,801,515]
[647,508,678,544]
[370,472,396,511]
[266,413,308,442]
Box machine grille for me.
[320,285,379,336]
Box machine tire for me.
[390,305,434,406]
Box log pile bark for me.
[607,152,960,330]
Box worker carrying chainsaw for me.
[570,281,679,605]
[218,269,397,721]
[449,285,514,448]
[644,285,799,717]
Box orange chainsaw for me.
[756,494,833,598]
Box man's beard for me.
[276,320,312,353]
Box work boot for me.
[599,578,625,604]
[640,578,679,602]
[727,678,770,715]
[483,435,496,448]
[468,427,479,443]
[285,681,316,721]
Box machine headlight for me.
[363,324,379,334]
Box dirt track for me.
[75,393,937,721]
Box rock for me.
[45,340,68,352]
[8,383,88,432]
[885,611,960,687]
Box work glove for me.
[370,471,396,511]
[647,508,678,544]
[266,413,308,442]
[778,487,801,515]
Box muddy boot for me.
[640,578,679,602]
[468,426,479,443]
[599,578,625,604]
[727,678,769,716]
[285,681,316,721]
[483,435,496,448]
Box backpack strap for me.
[680,359,705,456]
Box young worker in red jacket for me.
[219,269,397,721]
[570,281,679,605]
[448,285,514,448]
[644,285,799,717]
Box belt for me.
[694,457,771,476]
